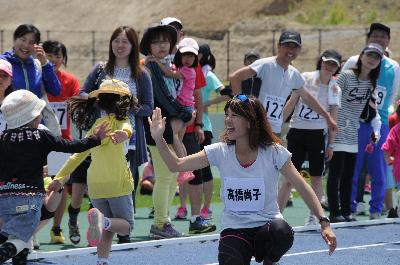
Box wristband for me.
[327,143,334,149]
[319,216,330,224]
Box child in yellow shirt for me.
[49,79,138,265]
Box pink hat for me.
[397,98,400,106]
[0,59,12,77]
[178,38,199,55]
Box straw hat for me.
[88,79,132,98]
[0,90,46,129]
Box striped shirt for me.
[334,70,372,153]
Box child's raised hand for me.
[109,130,129,144]
[93,122,111,140]
[148,108,166,142]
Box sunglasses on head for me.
[233,94,249,102]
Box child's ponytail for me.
[68,96,97,131]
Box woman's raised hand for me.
[148,107,166,142]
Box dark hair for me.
[173,50,198,68]
[316,49,342,76]
[353,51,381,89]
[13,24,41,44]
[68,93,137,130]
[106,26,142,81]
[220,96,281,149]
[198,44,216,70]
[42,40,68,66]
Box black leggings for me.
[327,151,357,217]
[218,227,257,265]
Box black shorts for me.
[69,156,91,184]
[182,132,203,185]
[286,128,326,176]
[40,204,54,221]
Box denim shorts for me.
[91,195,134,233]
[0,195,43,242]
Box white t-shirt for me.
[250,57,305,133]
[204,142,291,230]
[290,71,341,130]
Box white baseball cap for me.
[178,38,199,55]
[160,17,182,28]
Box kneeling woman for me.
[148,95,336,265]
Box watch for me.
[319,216,330,224]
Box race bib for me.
[0,113,6,132]
[49,102,68,130]
[263,95,285,126]
[223,177,265,212]
[375,85,387,110]
[298,103,321,121]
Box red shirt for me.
[47,70,80,140]
[186,64,206,133]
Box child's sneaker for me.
[304,215,318,226]
[149,223,184,239]
[69,221,81,244]
[175,206,187,220]
[355,202,366,216]
[177,171,195,185]
[148,207,155,219]
[50,227,65,244]
[387,207,399,218]
[87,208,104,247]
[200,207,213,220]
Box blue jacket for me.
[1,51,61,97]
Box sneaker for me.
[87,208,104,247]
[369,212,381,220]
[68,221,81,244]
[200,207,213,220]
[343,214,357,222]
[177,171,195,185]
[329,215,346,223]
[189,216,217,234]
[11,247,29,264]
[304,215,318,226]
[175,206,187,220]
[387,207,399,218]
[148,207,155,219]
[355,202,366,216]
[32,235,40,250]
[149,223,184,239]
[320,196,329,211]
[50,227,65,244]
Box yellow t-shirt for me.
[55,114,133,199]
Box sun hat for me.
[0,59,12,77]
[279,30,302,47]
[139,24,178,56]
[362,43,384,57]
[254,219,294,263]
[0,90,46,129]
[178,38,199,55]
[88,79,132,98]
[321,49,342,67]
